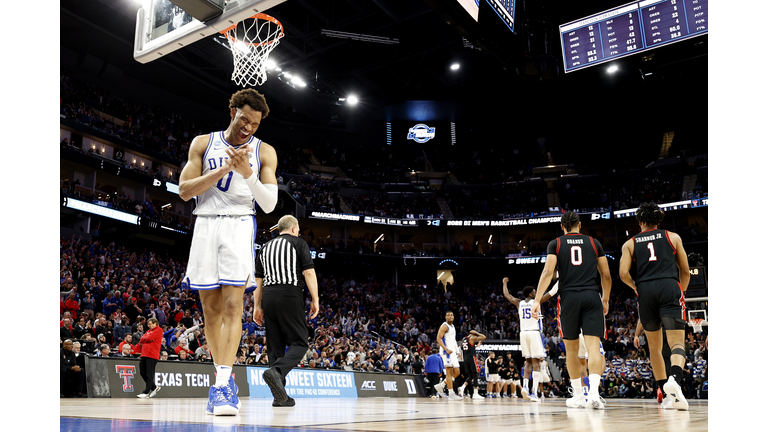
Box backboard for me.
[134,0,286,64]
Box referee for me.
[253,215,319,407]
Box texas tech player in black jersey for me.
[454,330,485,398]
[620,202,690,411]
[532,211,611,409]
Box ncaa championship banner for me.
[247,366,358,398]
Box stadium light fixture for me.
[347,95,359,105]
[450,63,460,70]
[607,65,619,74]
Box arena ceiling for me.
[60,0,707,133]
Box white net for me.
[690,319,704,333]
[223,14,284,87]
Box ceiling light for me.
[348,95,358,105]
[291,76,306,87]
[607,65,618,74]
[450,63,460,70]
[283,72,293,79]
[265,59,277,70]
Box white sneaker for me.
[148,387,161,398]
[449,393,463,401]
[660,395,676,409]
[529,394,541,403]
[663,379,689,411]
[587,393,604,410]
[136,393,148,399]
[566,394,586,408]
[521,388,530,400]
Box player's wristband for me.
[547,281,559,296]
[244,174,278,213]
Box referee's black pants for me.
[263,285,309,382]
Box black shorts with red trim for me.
[558,289,605,340]
[637,278,685,332]
[460,357,478,379]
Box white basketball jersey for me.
[440,322,458,350]
[193,132,262,216]
[519,299,542,332]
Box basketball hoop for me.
[690,318,705,334]
[219,13,284,86]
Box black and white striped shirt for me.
[255,234,314,287]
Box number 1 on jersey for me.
[647,242,658,261]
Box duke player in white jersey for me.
[436,311,463,400]
[179,89,278,416]
[501,278,555,402]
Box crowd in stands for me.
[60,179,192,230]
[61,69,709,226]
[60,233,707,400]
[60,71,219,166]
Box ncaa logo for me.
[116,365,136,392]
[407,124,436,143]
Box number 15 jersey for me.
[519,299,542,332]
[546,233,605,293]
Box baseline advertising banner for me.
[247,366,358,398]
[92,357,249,398]
[353,372,424,398]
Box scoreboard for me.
[559,0,707,72]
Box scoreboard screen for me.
[559,0,707,73]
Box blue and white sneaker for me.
[521,387,530,400]
[205,386,239,416]
[228,375,241,409]
[529,393,541,403]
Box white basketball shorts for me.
[487,374,500,383]
[440,347,460,369]
[520,331,546,359]
[184,215,257,290]
[578,333,606,359]
[539,361,551,383]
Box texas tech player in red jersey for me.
[532,211,611,409]
[620,202,690,411]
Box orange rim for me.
[219,12,284,47]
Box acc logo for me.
[427,220,441,226]
[153,179,162,187]
[590,212,611,220]
[360,380,377,390]
[115,365,136,392]
[407,124,436,143]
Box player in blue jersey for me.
[179,89,278,416]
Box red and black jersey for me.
[461,335,476,361]
[546,233,605,292]
[632,229,679,283]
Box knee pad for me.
[660,316,687,331]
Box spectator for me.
[60,340,84,398]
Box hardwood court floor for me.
[60,396,708,431]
